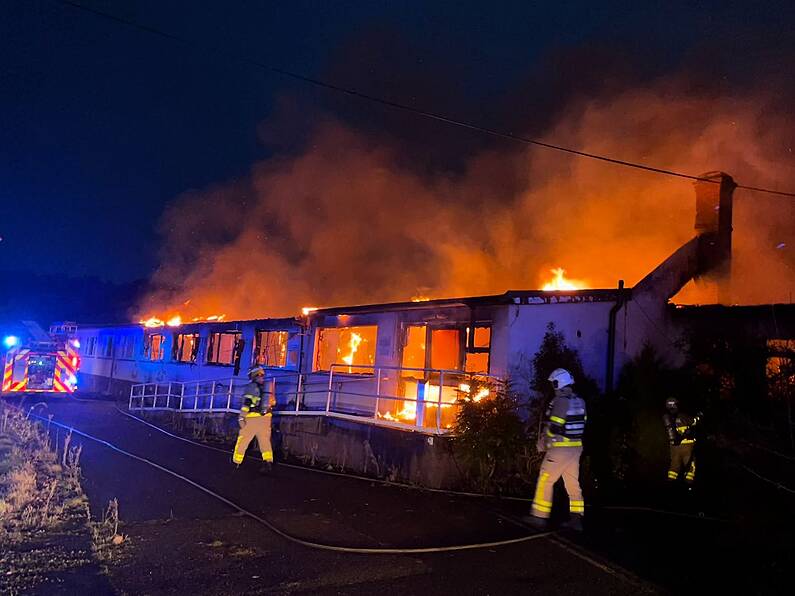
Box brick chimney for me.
[694,171,736,302]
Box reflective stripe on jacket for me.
[241,381,272,417]
[544,387,587,448]
[663,412,698,445]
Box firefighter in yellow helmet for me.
[232,366,274,474]
[527,368,587,531]
[663,397,699,485]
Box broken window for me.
[254,330,289,368]
[399,324,491,374]
[465,326,491,373]
[401,325,427,375]
[314,326,377,373]
[172,333,200,363]
[206,332,242,366]
[381,323,493,429]
[143,334,165,361]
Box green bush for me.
[452,323,597,494]
[452,379,531,494]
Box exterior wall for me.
[76,299,625,400]
[76,319,301,394]
[502,302,614,391]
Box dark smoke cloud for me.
[139,72,795,320]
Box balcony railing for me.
[128,365,501,435]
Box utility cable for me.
[53,0,795,198]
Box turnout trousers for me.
[667,443,695,483]
[531,447,584,519]
[233,414,273,464]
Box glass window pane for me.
[465,352,490,373]
[472,326,491,349]
[431,329,461,370]
[401,325,426,373]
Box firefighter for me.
[232,366,274,474]
[527,368,587,531]
[663,397,699,485]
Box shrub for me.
[452,379,530,493]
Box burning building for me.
[72,172,760,487]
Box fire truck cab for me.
[2,321,80,394]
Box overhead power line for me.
[54,0,795,198]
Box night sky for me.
[2,0,794,286]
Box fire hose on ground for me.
[117,405,731,523]
[19,404,662,589]
[28,410,554,555]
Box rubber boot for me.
[259,461,272,476]
[561,515,584,532]
[521,515,549,531]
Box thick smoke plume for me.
[139,78,795,320]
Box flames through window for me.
[254,330,290,368]
[172,333,200,363]
[314,326,377,373]
[377,323,492,428]
[144,333,165,361]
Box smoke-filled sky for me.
[2,1,795,318]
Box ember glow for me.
[542,268,586,291]
[301,307,319,316]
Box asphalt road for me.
[18,396,651,595]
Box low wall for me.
[276,415,463,490]
[78,372,134,399]
[136,409,465,490]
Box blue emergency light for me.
[3,336,19,348]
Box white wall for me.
[504,302,614,391]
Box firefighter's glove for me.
[238,417,246,429]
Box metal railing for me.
[128,365,502,435]
[128,370,302,413]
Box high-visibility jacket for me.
[663,412,699,445]
[241,381,272,417]
[543,387,587,448]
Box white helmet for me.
[548,368,574,389]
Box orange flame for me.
[140,316,166,328]
[341,332,363,373]
[542,267,586,291]
[166,315,182,327]
[458,382,490,402]
[138,312,226,328]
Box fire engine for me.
[2,322,80,394]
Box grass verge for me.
[0,401,122,594]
